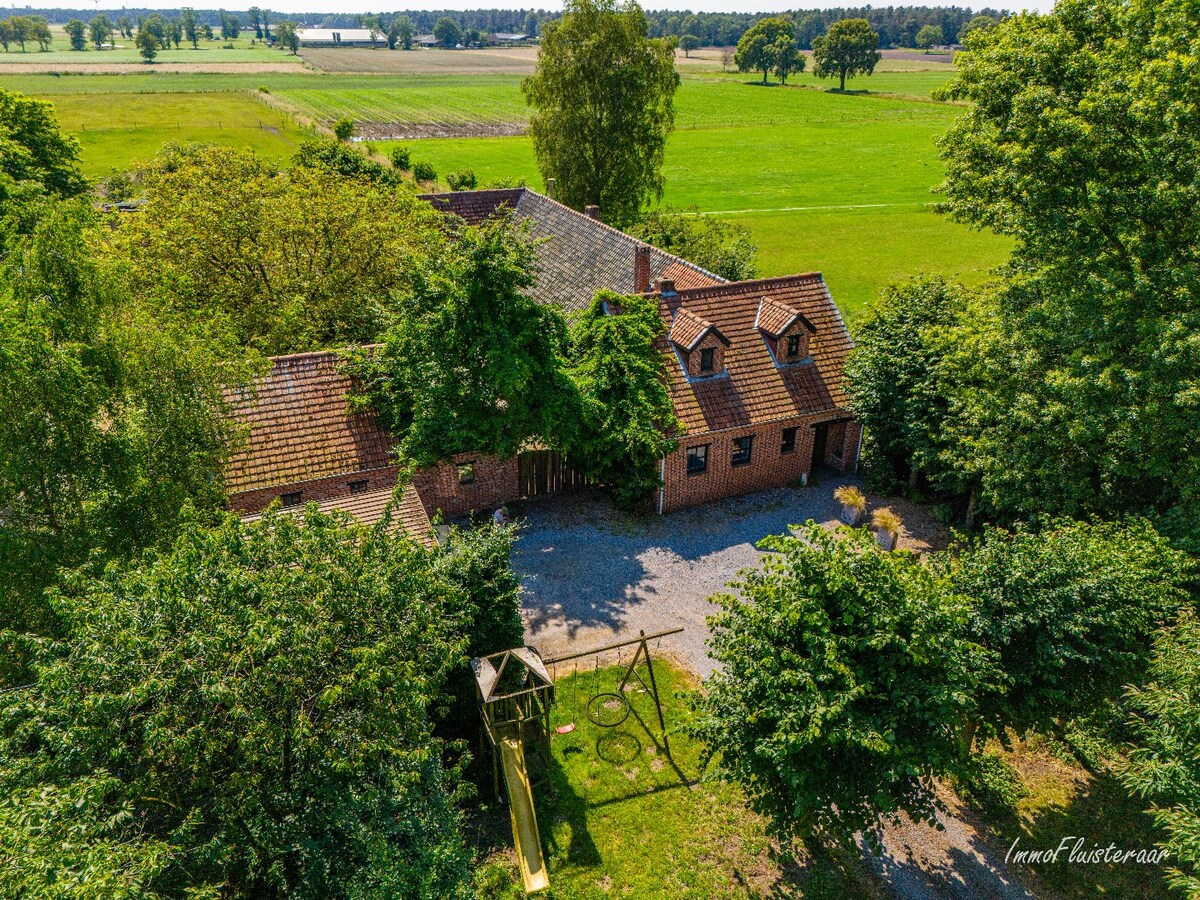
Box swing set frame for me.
[544,627,683,759]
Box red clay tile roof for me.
[651,274,854,435]
[240,483,437,549]
[668,308,729,351]
[419,188,726,313]
[755,295,816,338]
[223,351,393,496]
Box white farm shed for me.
[296,28,380,47]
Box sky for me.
[65,1,1056,15]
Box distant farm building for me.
[296,28,380,47]
[490,33,529,44]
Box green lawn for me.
[51,91,312,176]
[371,78,1011,318]
[0,30,298,66]
[476,660,871,898]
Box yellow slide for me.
[499,733,550,894]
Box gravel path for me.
[511,479,1037,900]
[512,475,946,677]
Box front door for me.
[810,424,829,472]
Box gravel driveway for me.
[512,475,946,677]
[510,479,1038,900]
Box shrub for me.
[446,169,478,191]
[412,160,437,183]
[332,117,355,141]
[954,751,1028,820]
[390,145,411,170]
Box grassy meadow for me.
[8,47,1012,320]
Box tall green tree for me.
[692,525,992,850]
[347,217,577,466]
[109,143,446,354]
[433,16,461,48]
[679,33,700,57]
[566,291,678,508]
[733,15,797,85]
[937,0,1200,527]
[1120,610,1200,899]
[180,8,199,48]
[88,13,113,49]
[274,19,299,54]
[136,29,158,62]
[812,18,880,91]
[915,24,944,49]
[0,89,86,197]
[65,19,87,51]
[523,0,679,229]
[0,508,475,898]
[941,519,1191,743]
[0,198,252,687]
[389,15,414,50]
[845,277,976,497]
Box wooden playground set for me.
[470,628,683,895]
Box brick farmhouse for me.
[225,188,860,539]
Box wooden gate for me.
[518,450,590,499]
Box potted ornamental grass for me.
[833,484,868,526]
[871,507,904,551]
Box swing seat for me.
[555,723,576,734]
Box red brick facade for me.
[662,416,859,514]
[411,453,520,519]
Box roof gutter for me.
[658,456,666,515]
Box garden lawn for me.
[493,660,871,898]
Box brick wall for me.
[411,452,520,519]
[228,466,400,515]
[663,419,816,513]
[683,332,728,379]
[662,416,859,513]
[828,420,862,473]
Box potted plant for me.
[871,507,904,551]
[834,484,867,526]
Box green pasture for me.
[490,660,868,898]
[372,80,1011,316]
[11,66,1010,317]
[52,91,311,176]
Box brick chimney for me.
[545,177,555,200]
[584,204,601,220]
[634,243,651,293]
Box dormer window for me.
[281,491,302,507]
[668,308,730,381]
[755,296,817,368]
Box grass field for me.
[9,56,1008,320]
[363,77,1009,316]
[474,660,871,898]
[0,28,300,67]
[46,90,312,176]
